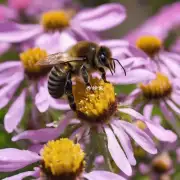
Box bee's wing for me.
[36,52,85,66]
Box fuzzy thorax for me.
[41,138,85,179]
[41,10,70,31]
[73,77,117,124]
[140,72,172,100]
[136,35,162,56]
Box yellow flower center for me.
[20,47,50,78]
[152,153,172,173]
[73,77,117,124]
[41,138,85,179]
[140,72,172,99]
[136,35,162,56]
[134,120,146,130]
[41,10,70,31]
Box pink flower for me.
[12,78,176,176]
[126,72,180,137]
[0,53,69,133]
[124,2,180,45]
[0,3,126,44]
[0,138,125,180]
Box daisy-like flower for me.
[135,35,180,78]
[126,72,180,136]
[0,47,70,133]
[0,3,126,45]
[124,2,180,45]
[0,138,125,180]
[139,152,174,180]
[12,77,177,176]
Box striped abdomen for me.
[48,66,67,99]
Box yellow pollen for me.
[134,120,146,130]
[152,152,172,172]
[140,72,172,99]
[73,77,116,120]
[41,10,70,31]
[136,35,162,56]
[20,47,47,72]
[41,138,85,176]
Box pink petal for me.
[58,31,77,51]
[35,32,61,54]
[0,22,42,42]
[111,123,136,165]
[0,42,10,54]
[117,121,157,154]
[0,61,21,72]
[12,112,73,143]
[83,171,126,180]
[0,79,23,109]
[159,54,180,78]
[166,99,180,114]
[109,69,156,84]
[4,90,26,133]
[35,86,49,113]
[104,125,132,176]
[2,170,38,180]
[0,5,17,20]
[49,98,70,110]
[28,144,44,153]
[118,108,145,120]
[171,93,180,106]
[145,120,177,142]
[0,148,40,172]
[143,104,154,119]
[73,3,126,31]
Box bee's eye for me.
[99,53,106,65]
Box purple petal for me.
[35,32,61,54]
[118,108,145,120]
[159,53,180,78]
[35,86,49,113]
[83,171,126,180]
[0,22,42,42]
[104,125,132,176]
[12,112,73,143]
[49,98,70,110]
[28,144,44,153]
[109,69,156,84]
[4,90,26,133]
[117,121,157,154]
[111,123,136,165]
[58,31,77,51]
[73,3,126,31]
[0,78,23,109]
[143,104,153,119]
[171,93,180,106]
[2,170,38,180]
[0,5,17,20]
[0,148,40,172]
[145,120,177,142]
[139,163,150,174]
[0,42,10,54]
[0,61,21,72]
[166,99,180,114]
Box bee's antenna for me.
[111,58,126,76]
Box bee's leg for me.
[98,67,110,83]
[80,65,93,91]
[64,72,76,111]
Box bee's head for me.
[97,46,126,76]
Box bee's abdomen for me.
[48,66,67,99]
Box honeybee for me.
[37,41,126,111]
